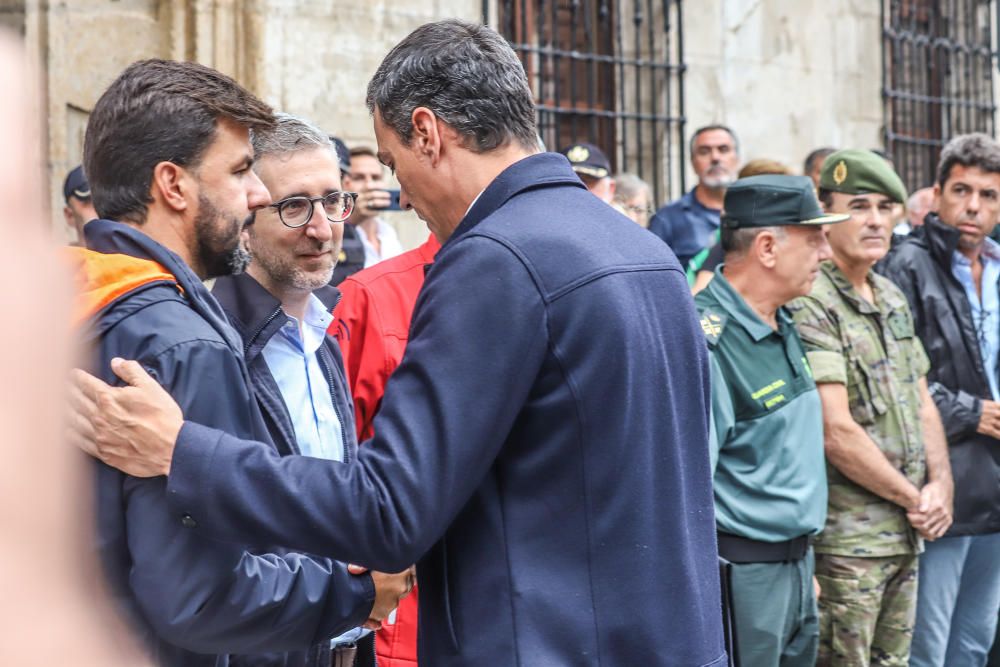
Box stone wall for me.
[682,0,883,190]
[23,1,918,239]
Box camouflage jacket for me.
[789,261,929,557]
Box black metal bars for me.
[882,0,997,192]
[492,0,686,204]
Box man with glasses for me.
[789,150,953,666]
[69,60,411,666]
[211,112,396,666]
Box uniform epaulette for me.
[699,309,727,347]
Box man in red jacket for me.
[331,232,440,666]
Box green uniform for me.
[697,268,827,667]
[789,261,930,666]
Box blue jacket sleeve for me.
[167,235,550,572]
[119,336,373,654]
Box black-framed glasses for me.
[268,192,358,228]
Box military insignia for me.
[566,145,590,163]
[833,160,848,185]
[338,250,347,262]
[699,311,726,345]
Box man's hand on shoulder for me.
[69,358,181,477]
[347,564,416,631]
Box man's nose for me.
[247,171,271,210]
[304,203,333,241]
[399,188,413,211]
[968,191,982,214]
[817,234,833,262]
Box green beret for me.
[721,175,849,229]
[819,149,908,203]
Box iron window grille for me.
[487,0,687,205]
[882,0,998,192]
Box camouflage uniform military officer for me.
[789,150,954,666]
[697,175,849,666]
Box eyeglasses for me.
[268,192,358,228]
[622,204,653,216]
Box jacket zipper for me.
[245,305,283,355]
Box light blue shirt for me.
[952,237,1000,400]
[261,294,368,646]
[262,294,345,462]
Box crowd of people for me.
[48,15,999,667]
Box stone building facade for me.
[10,0,996,243]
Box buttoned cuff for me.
[166,421,224,530]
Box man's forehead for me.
[948,165,1000,189]
[695,130,734,147]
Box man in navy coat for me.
[73,20,726,666]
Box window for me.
[490,0,687,204]
[882,0,997,191]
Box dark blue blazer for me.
[166,154,727,666]
[84,220,373,667]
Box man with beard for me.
[211,113,408,667]
[71,60,410,666]
[880,133,1000,667]
[649,124,740,266]
[790,150,952,665]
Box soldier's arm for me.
[707,353,735,473]
[816,382,922,510]
[790,295,922,510]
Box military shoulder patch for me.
[699,310,727,346]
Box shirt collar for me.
[953,236,1000,267]
[820,261,880,314]
[277,293,333,356]
[710,265,787,342]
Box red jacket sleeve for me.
[332,278,388,442]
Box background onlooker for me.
[648,124,740,267]
[62,165,97,246]
[803,147,836,188]
[613,172,653,227]
[329,136,366,286]
[560,142,616,204]
[343,146,403,267]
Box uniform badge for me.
[833,160,848,185]
[700,311,726,345]
[566,145,590,164]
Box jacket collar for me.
[917,213,962,271]
[211,271,342,363]
[83,218,243,355]
[443,152,586,249]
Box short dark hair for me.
[689,125,739,157]
[366,19,538,153]
[83,59,275,224]
[349,146,378,160]
[803,147,835,175]
[936,133,1000,188]
[816,187,834,208]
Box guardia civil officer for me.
[697,175,848,666]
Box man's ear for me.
[931,183,941,212]
[754,230,779,269]
[411,107,447,164]
[150,161,192,214]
